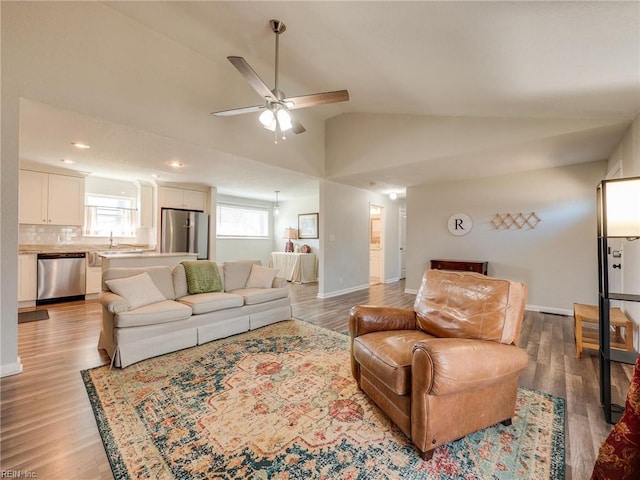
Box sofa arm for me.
[412,338,528,396]
[348,305,416,339]
[98,291,128,314]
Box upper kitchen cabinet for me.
[19,170,85,226]
[139,184,154,228]
[158,186,205,211]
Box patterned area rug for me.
[82,320,565,479]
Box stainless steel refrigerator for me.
[161,208,209,259]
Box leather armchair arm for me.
[349,305,416,339]
[412,338,529,396]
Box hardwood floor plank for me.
[1,280,633,480]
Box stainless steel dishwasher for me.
[37,252,86,304]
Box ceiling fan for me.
[211,19,349,143]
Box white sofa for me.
[98,260,292,367]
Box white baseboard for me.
[404,288,418,295]
[1,357,23,377]
[318,284,370,299]
[384,277,400,284]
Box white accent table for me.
[268,252,318,284]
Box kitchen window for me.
[216,203,269,238]
[84,194,138,237]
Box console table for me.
[430,259,488,275]
[268,252,318,284]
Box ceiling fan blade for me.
[227,56,275,101]
[284,90,349,110]
[288,112,306,134]
[211,104,265,117]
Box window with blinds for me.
[216,202,269,238]
[84,194,138,237]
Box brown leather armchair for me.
[349,269,529,460]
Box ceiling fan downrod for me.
[270,19,286,98]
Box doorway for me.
[370,205,384,285]
[399,207,406,280]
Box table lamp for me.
[283,227,298,252]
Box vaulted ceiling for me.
[7,1,640,201]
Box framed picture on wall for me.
[298,212,319,239]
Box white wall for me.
[406,161,607,314]
[319,180,401,298]
[1,9,22,375]
[607,112,640,351]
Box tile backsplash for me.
[19,225,83,245]
[19,224,155,246]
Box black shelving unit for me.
[596,177,640,424]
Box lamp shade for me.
[283,227,298,240]
[601,176,640,238]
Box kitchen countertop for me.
[18,244,152,255]
[98,251,197,259]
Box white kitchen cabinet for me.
[18,254,37,302]
[19,170,85,226]
[139,184,154,228]
[158,186,205,211]
[86,266,103,295]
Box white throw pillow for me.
[245,264,279,289]
[105,272,166,310]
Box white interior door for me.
[369,205,384,285]
[399,207,406,279]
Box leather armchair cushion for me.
[414,269,526,345]
[354,330,434,395]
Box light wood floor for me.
[1,280,633,480]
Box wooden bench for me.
[574,303,634,358]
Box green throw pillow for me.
[181,261,223,294]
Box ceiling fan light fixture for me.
[259,109,275,127]
[276,109,292,131]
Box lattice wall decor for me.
[491,212,541,230]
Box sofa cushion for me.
[114,300,192,328]
[105,272,166,310]
[354,330,434,395]
[172,263,189,298]
[246,264,279,289]
[223,260,260,292]
[181,261,223,294]
[230,287,289,305]
[103,266,176,300]
[178,292,244,315]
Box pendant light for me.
[274,190,280,216]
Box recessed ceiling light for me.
[389,192,398,200]
[169,161,184,168]
[60,159,75,164]
[151,174,160,178]
[71,142,91,149]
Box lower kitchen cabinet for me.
[86,266,103,294]
[18,254,37,302]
